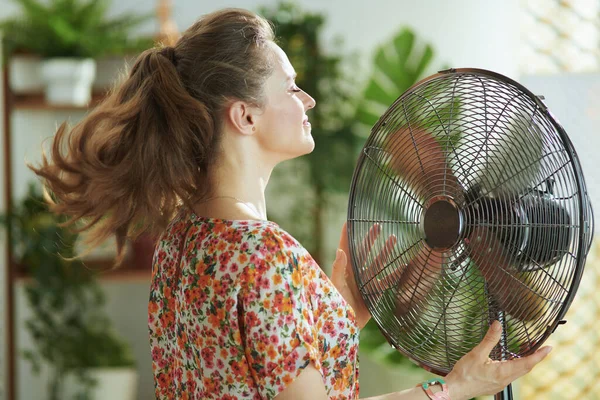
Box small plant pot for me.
[89,368,138,400]
[65,367,138,400]
[39,58,96,106]
[9,54,44,93]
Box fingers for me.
[392,248,445,316]
[340,221,398,295]
[331,249,348,289]
[338,221,377,262]
[361,223,381,255]
[363,237,399,301]
[508,346,553,375]
[373,234,397,269]
[366,233,397,285]
[472,321,502,359]
[338,221,349,254]
[340,221,386,271]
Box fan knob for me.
[422,196,463,250]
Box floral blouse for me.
[148,211,360,399]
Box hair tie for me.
[159,46,177,66]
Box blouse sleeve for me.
[238,228,323,399]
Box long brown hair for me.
[29,8,275,266]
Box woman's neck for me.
[193,196,265,221]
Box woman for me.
[30,8,552,400]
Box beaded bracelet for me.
[417,378,451,400]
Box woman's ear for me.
[226,101,258,135]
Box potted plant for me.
[0,0,153,106]
[1,182,137,400]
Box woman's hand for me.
[331,222,396,329]
[445,320,553,400]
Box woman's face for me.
[255,42,316,162]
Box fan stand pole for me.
[493,312,514,400]
[494,385,514,400]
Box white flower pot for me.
[9,55,44,93]
[39,58,96,106]
[65,367,138,400]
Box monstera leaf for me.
[355,28,435,133]
[355,28,463,157]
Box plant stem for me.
[48,368,64,400]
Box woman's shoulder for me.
[159,208,304,252]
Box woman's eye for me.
[291,86,302,93]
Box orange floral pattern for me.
[148,211,359,399]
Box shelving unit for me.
[12,91,107,111]
[1,3,181,399]
[2,61,153,400]
[14,266,151,283]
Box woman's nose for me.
[304,92,316,110]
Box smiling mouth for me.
[303,116,310,126]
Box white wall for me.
[111,0,522,79]
[0,1,523,399]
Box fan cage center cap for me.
[422,196,463,250]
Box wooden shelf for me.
[11,91,108,111]
[93,268,152,282]
[14,259,152,283]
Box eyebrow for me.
[287,73,297,81]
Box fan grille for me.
[348,68,594,374]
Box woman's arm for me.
[275,364,431,400]
[276,322,552,400]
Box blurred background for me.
[0,0,598,399]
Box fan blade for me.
[476,108,545,196]
[383,126,463,202]
[384,246,445,318]
[467,226,547,322]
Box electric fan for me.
[347,68,594,400]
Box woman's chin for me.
[304,135,315,153]
[294,138,315,158]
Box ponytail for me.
[30,8,276,267]
[30,46,219,267]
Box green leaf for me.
[415,46,434,80]
[356,28,436,132]
[21,349,42,374]
[48,16,80,45]
[363,78,398,109]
